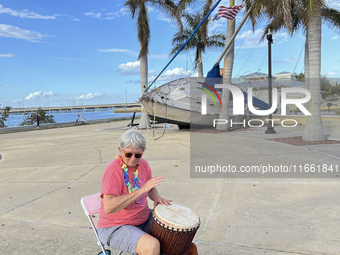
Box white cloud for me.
[98,48,168,59]
[0,4,56,19]
[149,67,197,81]
[234,29,290,50]
[74,93,102,100]
[53,14,82,22]
[0,24,45,42]
[11,99,22,103]
[0,54,16,57]
[84,12,102,19]
[118,7,130,16]
[235,29,267,49]
[84,8,126,20]
[155,12,178,28]
[126,80,141,84]
[332,35,339,40]
[4,84,9,87]
[118,61,159,76]
[25,91,58,100]
[120,69,140,76]
[325,71,337,76]
[105,10,124,19]
[119,61,140,71]
[98,48,138,56]
[273,57,298,64]
[276,32,289,44]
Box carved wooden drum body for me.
[150,203,200,255]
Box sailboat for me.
[139,3,269,129]
[140,77,224,129]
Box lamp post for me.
[265,29,276,134]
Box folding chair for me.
[80,192,123,255]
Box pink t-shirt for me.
[97,158,152,228]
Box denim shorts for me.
[97,210,152,255]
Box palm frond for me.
[149,0,183,35]
[170,9,225,72]
[302,0,326,15]
[200,0,214,44]
[124,0,139,18]
[282,0,293,33]
[321,7,340,31]
[176,0,195,11]
[242,0,267,31]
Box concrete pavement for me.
[0,120,339,255]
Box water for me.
[1,111,140,127]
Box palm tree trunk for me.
[303,8,325,141]
[139,51,151,128]
[304,33,311,112]
[216,16,235,131]
[198,50,203,78]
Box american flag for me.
[213,5,243,21]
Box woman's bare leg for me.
[135,233,160,255]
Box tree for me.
[170,11,225,77]
[331,85,340,99]
[294,72,305,81]
[124,0,182,128]
[297,2,340,140]
[0,106,12,128]
[320,75,334,99]
[243,0,340,141]
[20,107,56,126]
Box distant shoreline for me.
[0,115,139,134]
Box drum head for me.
[154,203,199,229]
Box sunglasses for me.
[124,152,143,158]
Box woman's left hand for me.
[153,196,173,207]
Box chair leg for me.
[185,243,198,255]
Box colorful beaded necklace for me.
[116,154,140,193]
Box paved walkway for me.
[0,120,339,255]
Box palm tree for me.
[257,0,340,141]
[170,11,226,77]
[124,0,182,128]
[216,0,237,131]
[302,4,340,141]
[303,4,325,141]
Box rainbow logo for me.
[197,82,223,108]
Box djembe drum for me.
[150,203,200,255]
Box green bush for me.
[0,106,12,128]
[20,107,56,126]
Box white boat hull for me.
[140,97,219,128]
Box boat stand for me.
[127,112,139,127]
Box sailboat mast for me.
[215,8,251,65]
[145,0,222,92]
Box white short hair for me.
[119,127,146,150]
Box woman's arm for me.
[103,176,164,214]
[103,190,143,214]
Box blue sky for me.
[1,0,339,108]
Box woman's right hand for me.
[141,176,164,194]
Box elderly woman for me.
[97,128,172,255]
